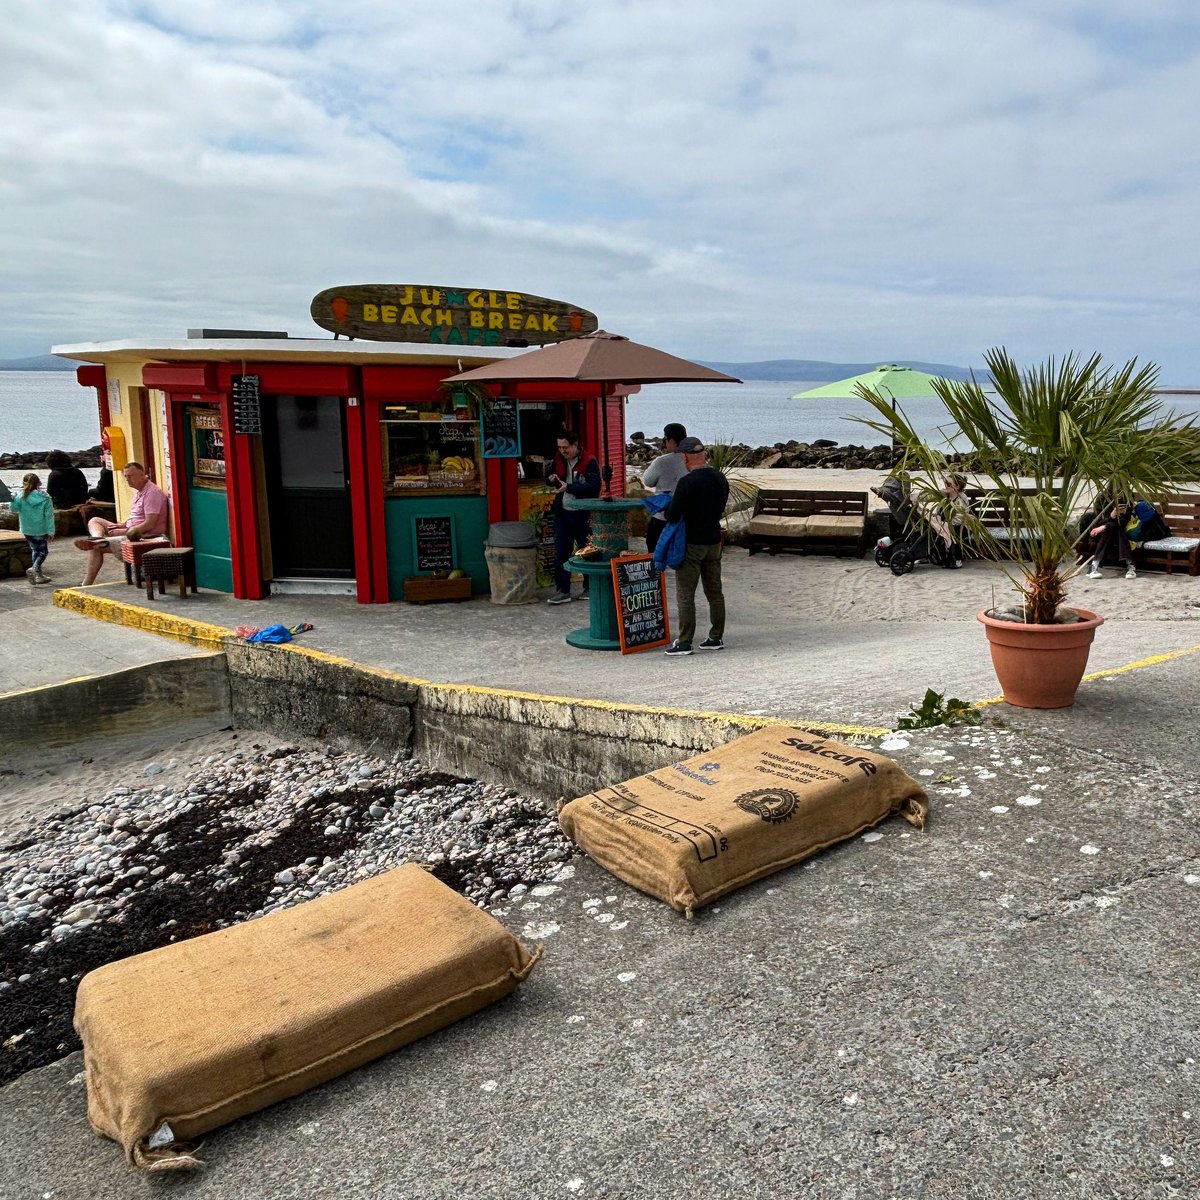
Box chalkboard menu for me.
[231,374,262,435]
[413,514,456,572]
[480,394,521,458]
[611,554,670,654]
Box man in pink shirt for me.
[74,461,169,585]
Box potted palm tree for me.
[858,347,1200,708]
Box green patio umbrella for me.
[790,364,951,400]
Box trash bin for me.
[485,522,539,605]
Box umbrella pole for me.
[600,382,613,499]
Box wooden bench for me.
[962,488,1044,559]
[745,490,868,557]
[1096,493,1200,576]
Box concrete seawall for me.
[42,590,798,799]
[0,654,231,752]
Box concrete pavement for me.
[1,545,1199,1197]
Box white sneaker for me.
[1124,564,1137,579]
[1087,565,1102,579]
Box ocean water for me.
[1,370,101,452]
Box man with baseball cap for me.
[662,437,728,655]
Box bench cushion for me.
[747,513,809,538]
[804,513,865,539]
[1140,536,1200,552]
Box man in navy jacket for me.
[663,437,729,654]
[546,431,601,604]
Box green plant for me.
[856,348,1200,623]
[705,438,760,516]
[896,688,982,730]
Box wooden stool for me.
[142,547,197,600]
[120,537,171,587]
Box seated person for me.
[73,462,169,585]
[45,450,91,508]
[78,466,117,524]
[1082,495,1136,579]
[925,473,969,567]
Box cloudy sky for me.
[3,0,1199,378]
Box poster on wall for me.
[189,408,227,489]
[231,374,262,435]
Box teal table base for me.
[561,497,647,652]
[564,557,620,650]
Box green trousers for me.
[675,542,725,646]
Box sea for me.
[4,369,1198,489]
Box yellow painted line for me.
[53,588,233,650]
[973,640,1200,708]
[53,590,891,740]
[0,674,98,701]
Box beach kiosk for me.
[53,286,628,603]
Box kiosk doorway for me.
[264,395,354,579]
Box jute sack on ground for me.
[74,864,539,1171]
[558,726,927,916]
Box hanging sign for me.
[611,554,670,654]
[480,394,521,458]
[231,374,262,435]
[310,284,598,346]
[413,514,456,572]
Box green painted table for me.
[563,496,646,651]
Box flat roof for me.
[50,337,531,368]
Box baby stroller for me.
[872,477,959,576]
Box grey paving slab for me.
[0,576,207,696]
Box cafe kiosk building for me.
[53,287,629,603]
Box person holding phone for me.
[546,431,600,604]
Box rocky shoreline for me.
[0,445,103,470]
[0,739,576,1085]
[627,435,899,471]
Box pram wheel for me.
[889,548,915,575]
[874,545,891,567]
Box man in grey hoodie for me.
[640,422,688,553]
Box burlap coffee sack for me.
[74,864,539,1170]
[558,726,927,916]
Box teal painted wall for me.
[384,497,489,597]
[183,415,234,592]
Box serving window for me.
[381,404,485,497]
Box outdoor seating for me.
[0,529,33,577]
[745,489,868,557]
[120,536,171,587]
[1097,493,1200,576]
[142,546,197,600]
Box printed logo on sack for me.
[735,788,799,825]
[782,737,878,777]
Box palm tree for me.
[856,347,1200,624]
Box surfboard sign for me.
[310,285,599,346]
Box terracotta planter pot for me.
[977,607,1104,709]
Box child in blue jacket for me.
[11,473,56,584]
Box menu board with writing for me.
[611,554,670,654]
[413,514,456,572]
[231,374,262,435]
[480,394,521,458]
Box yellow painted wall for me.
[103,359,170,523]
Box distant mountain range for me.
[698,358,981,382]
[0,354,77,371]
[1,352,982,379]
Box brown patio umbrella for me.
[446,331,740,496]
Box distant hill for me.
[0,354,76,371]
[698,358,982,382]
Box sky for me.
[2,0,1199,380]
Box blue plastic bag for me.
[245,624,293,644]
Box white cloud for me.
[2,0,1199,378]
